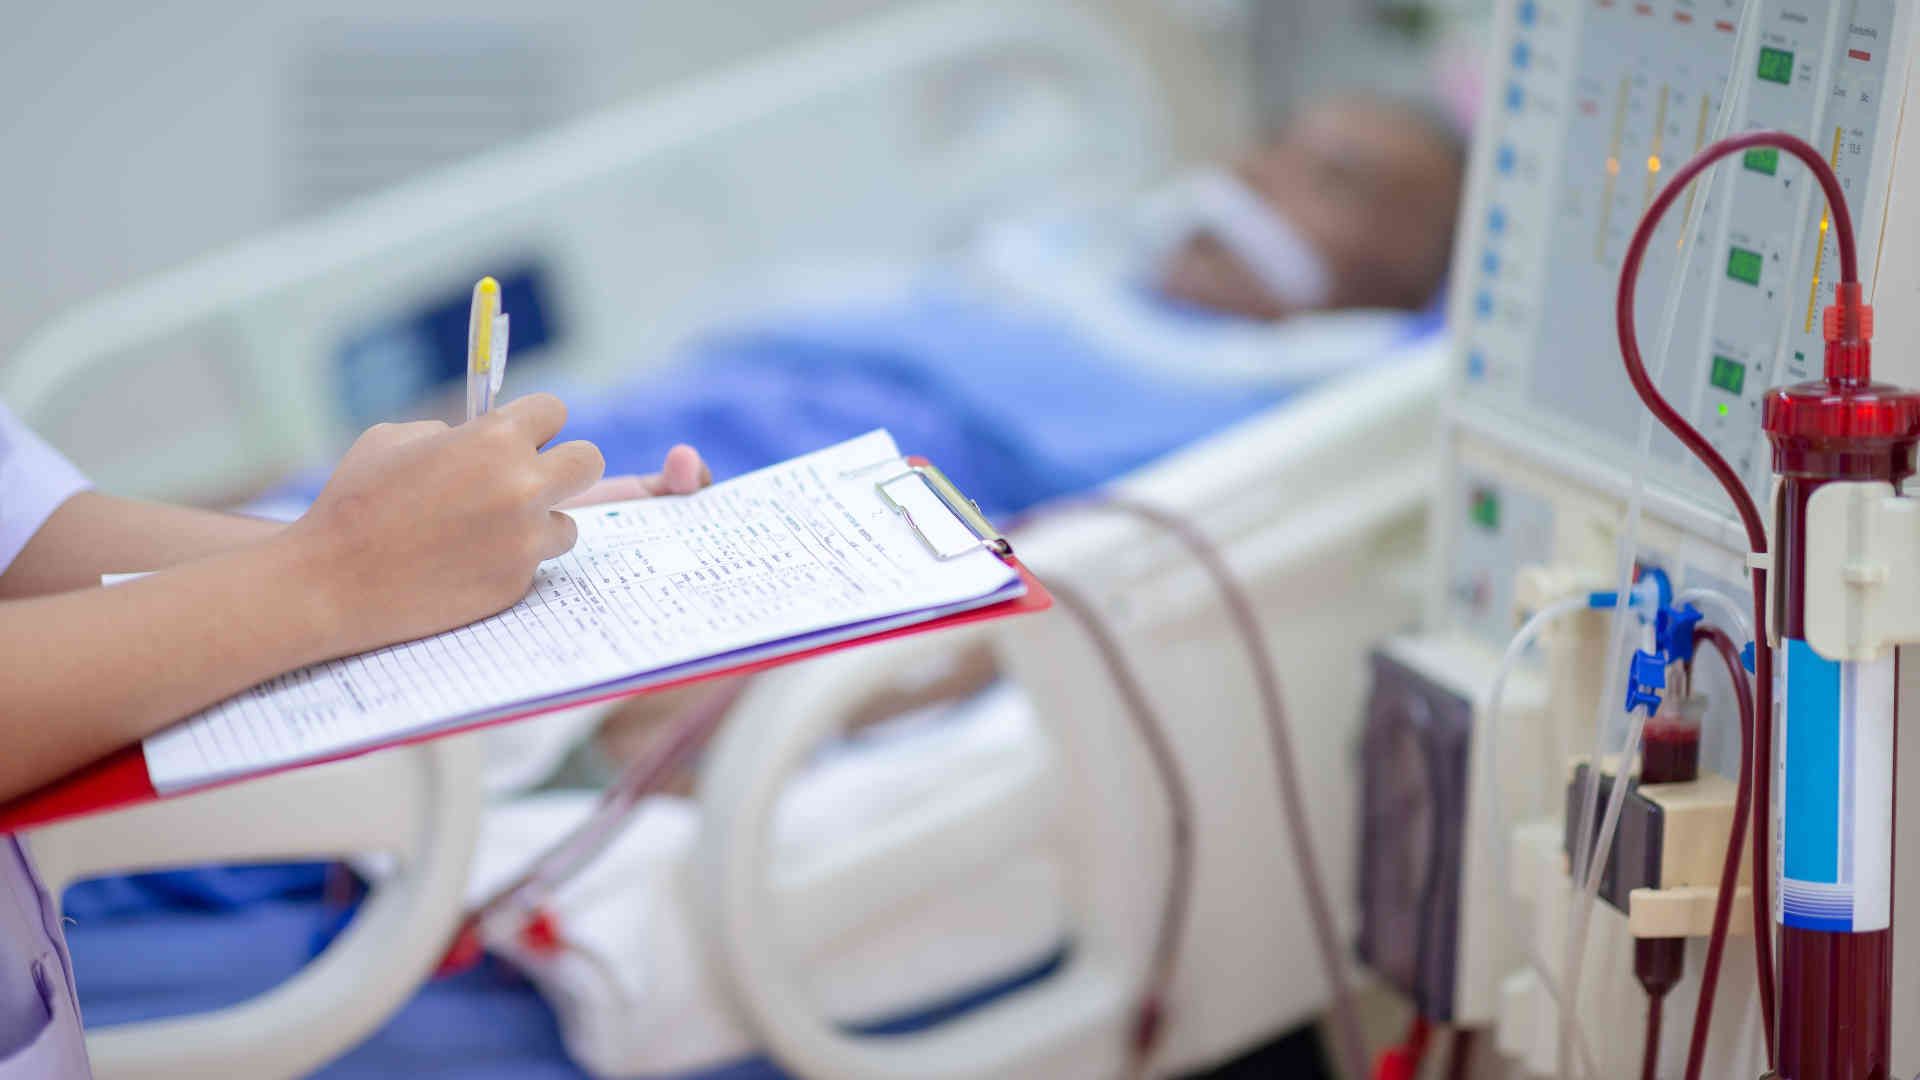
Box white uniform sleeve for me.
[0,404,90,575]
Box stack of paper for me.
[144,430,1024,793]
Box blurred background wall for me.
[0,0,1482,369]
[0,0,1257,367]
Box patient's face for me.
[1159,98,1463,319]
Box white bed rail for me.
[26,736,485,1080]
[2,0,1166,503]
[699,348,1444,1078]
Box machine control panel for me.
[1453,0,1907,506]
[1447,468,1556,643]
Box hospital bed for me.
[5,2,1443,1076]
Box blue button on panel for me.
[1513,41,1531,68]
[1482,251,1500,276]
[1518,0,1538,26]
[1488,206,1507,234]
[1467,351,1488,378]
[1496,143,1516,174]
[1476,291,1494,318]
[1506,83,1525,111]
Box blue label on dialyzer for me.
[1777,639,1895,932]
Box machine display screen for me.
[1470,488,1501,530]
[1727,247,1764,287]
[1710,355,1747,396]
[1450,0,1900,509]
[1758,46,1796,85]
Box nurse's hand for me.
[285,393,604,657]
[557,444,711,507]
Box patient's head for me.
[1157,95,1466,320]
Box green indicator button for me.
[1758,46,1795,85]
[1711,354,1748,396]
[1717,402,1731,417]
[1744,147,1780,175]
[1470,488,1500,530]
[1727,246,1764,286]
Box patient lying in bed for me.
[555,94,1463,520]
[572,91,1463,771]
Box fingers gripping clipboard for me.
[0,433,1050,832]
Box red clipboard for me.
[0,456,1050,833]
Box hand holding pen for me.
[463,272,710,505]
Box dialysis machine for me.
[1359,0,1920,1075]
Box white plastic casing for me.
[1802,480,1920,660]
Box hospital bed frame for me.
[26,737,485,1080]
[8,2,1445,1076]
[701,345,1442,1079]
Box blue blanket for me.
[64,866,581,1078]
[64,865,1064,1080]
[544,286,1308,517]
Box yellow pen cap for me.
[469,276,501,375]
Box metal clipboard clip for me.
[874,463,1013,561]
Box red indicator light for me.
[1674,11,1694,22]
[1714,18,1735,30]
[1634,3,1653,13]
[1850,48,1872,61]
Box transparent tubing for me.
[1675,587,1753,647]
[1581,621,1661,932]
[1485,595,1757,1078]
[1556,4,1761,1073]
[1482,595,1601,1077]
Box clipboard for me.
[0,454,1049,833]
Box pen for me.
[466,276,510,420]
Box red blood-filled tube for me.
[1642,712,1702,786]
[1638,700,1697,1080]
[1615,131,1911,1078]
[1763,285,1920,1079]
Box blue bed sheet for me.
[274,283,1357,518]
[66,866,589,1079]
[554,286,1309,519]
[64,866,1065,1079]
